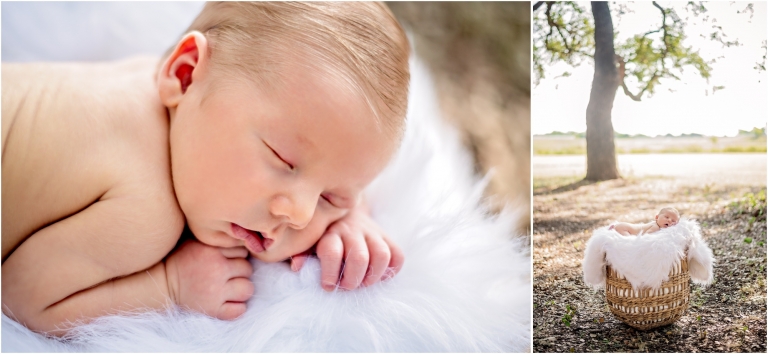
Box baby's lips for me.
[231,223,266,253]
[263,237,274,250]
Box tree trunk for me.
[585,1,620,181]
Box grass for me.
[536,145,767,155]
[534,146,587,155]
[561,304,576,327]
[533,135,767,155]
[533,175,584,193]
[719,146,768,153]
[729,189,766,216]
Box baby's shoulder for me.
[2,58,178,249]
[105,181,185,249]
[643,222,660,233]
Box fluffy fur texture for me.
[1,57,530,352]
[582,218,714,291]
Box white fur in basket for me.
[0,57,530,352]
[582,218,714,291]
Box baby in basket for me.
[2,2,409,335]
[608,207,680,236]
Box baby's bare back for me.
[612,221,656,236]
[1,58,184,332]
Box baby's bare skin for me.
[610,221,659,236]
[1,58,251,334]
[2,36,405,334]
[2,58,177,259]
[609,208,680,236]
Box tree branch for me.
[544,2,555,51]
[642,28,663,37]
[533,1,544,12]
[543,1,573,54]
[616,55,641,101]
[616,54,658,102]
[621,82,643,101]
[653,1,670,70]
[622,1,671,101]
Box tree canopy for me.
[533,1,748,101]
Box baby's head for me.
[156,2,410,262]
[655,207,680,229]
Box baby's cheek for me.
[189,223,239,248]
[274,226,326,261]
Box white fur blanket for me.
[1,56,530,351]
[582,218,714,291]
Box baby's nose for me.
[270,194,315,229]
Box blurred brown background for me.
[388,2,531,233]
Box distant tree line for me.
[539,127,767,138]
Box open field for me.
[534,135,767,155]
[533,153,766,186]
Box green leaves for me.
[533,1,731,100]
[561,304,577,327]
[533,2,594,84]
[615,2,713,98]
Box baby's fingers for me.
[289,247,313,272]
[220,246,249,259]
[217,302,247,321]
[361,234,391,287]
[316,232,343,291]
[338,234,369,290]
[225,277,255,302]
[227,258,254,279]
[382,235,404,281]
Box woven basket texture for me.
[605,258,690,330]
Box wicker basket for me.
[605,258,690,330]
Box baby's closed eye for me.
[321,194,355,209]
[264,140,295,171]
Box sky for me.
[532,1,767,137]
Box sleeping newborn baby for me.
[2,2,409,335]
[608,207,680,236]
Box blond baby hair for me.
[659,207,680,217]
[167,2,410,137]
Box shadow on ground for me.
[533,176,766,353]
[535,179,597,196]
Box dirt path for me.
[533,174,766,353]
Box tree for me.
[388,2,532,231]
[584,2,619,180]
[533,1,738,181]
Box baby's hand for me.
[290,207,404,291]
[165,240,254,320]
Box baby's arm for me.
[644,223,660,234]
[2,197,180,334]
[2,197,252,335]
[611,222,639,236]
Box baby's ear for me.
[157,31,209,108]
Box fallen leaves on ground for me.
[533,176,766,353]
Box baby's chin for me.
[190,229,240,249]
[248,249,292,263]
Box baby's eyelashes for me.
[321,195,336,207]
[264,140,295,171]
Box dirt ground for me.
[533,172,767,353]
